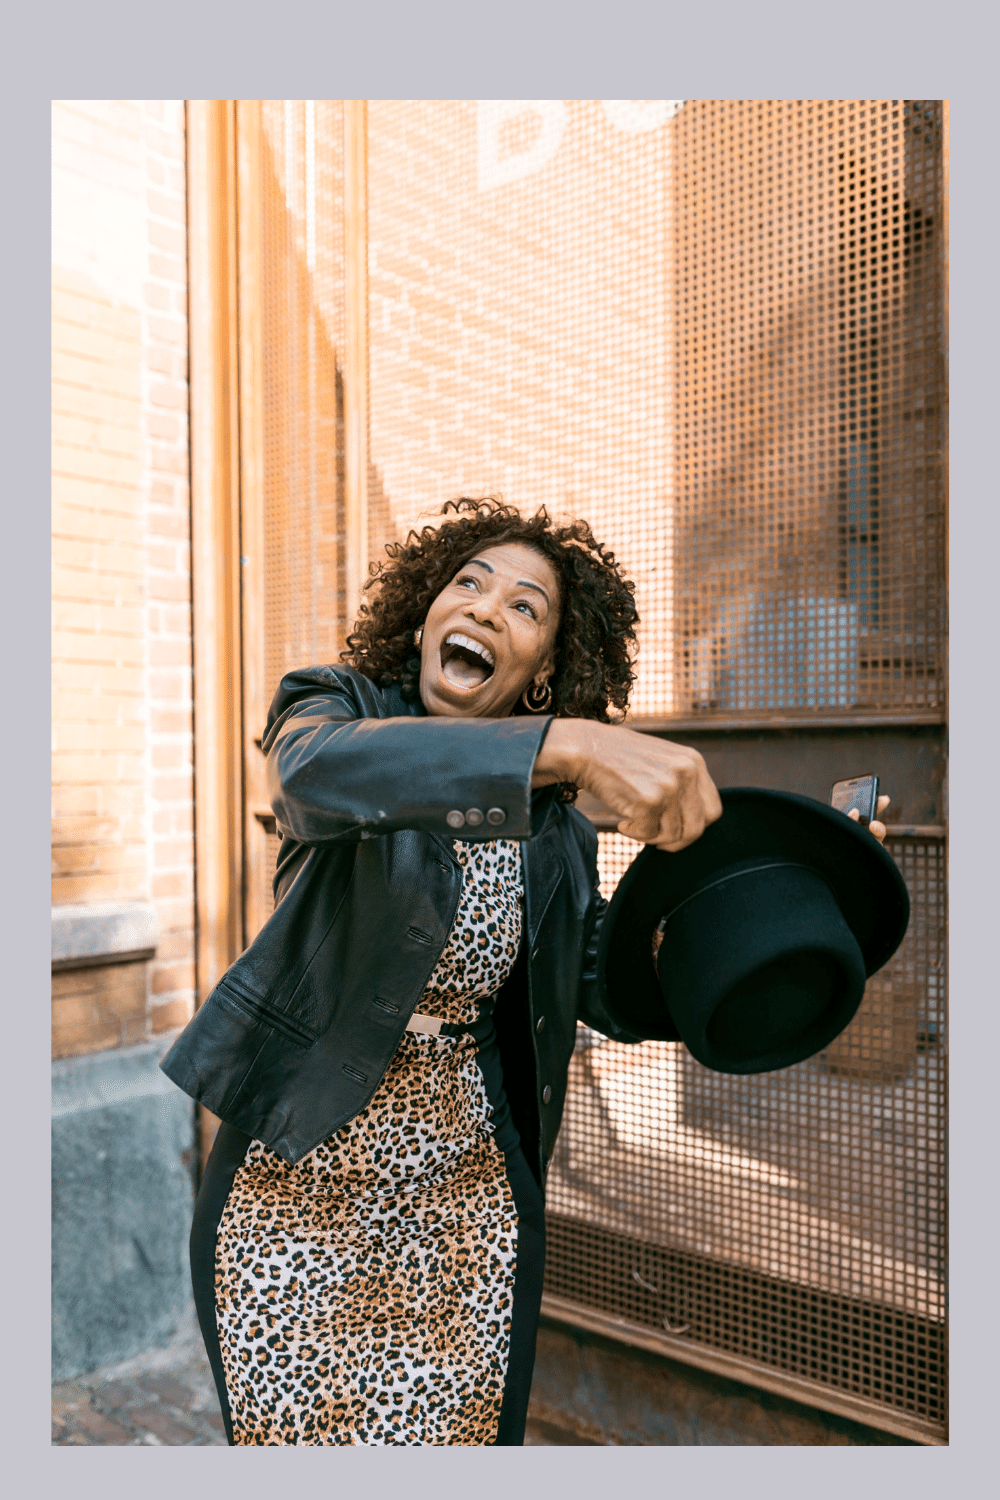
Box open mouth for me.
[440,632,496,691]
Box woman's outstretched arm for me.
[264,665,555,845]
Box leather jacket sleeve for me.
[263,664,555,845]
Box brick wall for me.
[51,100,195,1057]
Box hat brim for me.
[597,788,910,1049]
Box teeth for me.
[444,632,495,668]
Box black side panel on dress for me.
[189,1122,252,1447]
[493,1142,547,1446]
[492,946,542,1188]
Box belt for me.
[405,1011,444,1036]
[404,1010,496,1042]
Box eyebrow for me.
[466,557,550,607]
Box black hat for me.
[597,788,910,1075]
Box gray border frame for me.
[11,0,994,1492]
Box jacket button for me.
[541,1084,552,1104]
[486,807,506,826]
[535,1015,546,1034]
[465,807,484,827]
[446,810,466,829]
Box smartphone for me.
[830,773,880,827]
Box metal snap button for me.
[535,1015,546,1034]
[465,807,484,827]
[486,807,506,826]
[541,1084,552,1104]
[446,810,466,829]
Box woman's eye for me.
[514,600,538,619]
[456,575,478,590]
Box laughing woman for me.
[163,497,728,1446]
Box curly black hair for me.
[342,497,639,723]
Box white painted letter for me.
[601,100,684,133]
[477,101,568,190]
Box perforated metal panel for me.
[367,100,679,714]
[672,100,945,718]
[548,830,946,1435]
[258,100,347,695]
[237,100,946,1441]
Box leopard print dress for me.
[211,839,527,1446]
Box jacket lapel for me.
[522,822,564,952]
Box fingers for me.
[635,749,721,852]
[847,805,888,843]
[579,726,722,852]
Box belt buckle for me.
[405,1011,443,1037]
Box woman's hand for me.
[534,720,723,852]
[848,793,891,844]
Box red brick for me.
[154,928,195,961]
[152,871,193,899]
[148,381,188,412]
[151,743,186,771]
[70,1406,133,1445]
[128,1406,198,1446]
[149,673,190,701]
[149,634,193,662]
[147,411,180,441]
[136,1374,194,1410]
[143,283,171,312]
[148,222,185,257]
[149,446,189,478]
[154,840,194,868]
[151,997,194,1031]
[151,710,193,737]
[147,190,186,224]
[153,773,193,801]
[149,253,187,283]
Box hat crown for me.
[657,862,867,1073]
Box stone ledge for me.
[51,1035,182,1118]
[52,902,160,971]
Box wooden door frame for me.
[186,99,244,1167]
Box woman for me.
[165,498,886,1447]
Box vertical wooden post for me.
[343,101,370,633]
[186,99,244,1168]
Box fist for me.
[536,720,723,853]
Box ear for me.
[537,647,557,683]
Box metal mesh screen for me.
[367,100,679,714]
[241,100,946,1439]
[548,831,946,1435]
[258,100,347,696]
[672,100,945,719]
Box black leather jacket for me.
[160,665,643,1185]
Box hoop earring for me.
[521,679,553,713]
[414,627,423,648]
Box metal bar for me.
[629,712,946,734]
[343,100,369,631]
[540,1295,947,1446]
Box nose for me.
[464,600,501,632]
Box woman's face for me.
[418,542,562,719]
